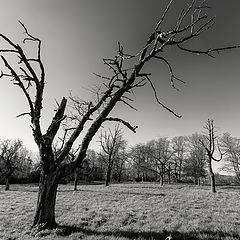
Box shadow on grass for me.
[218,185,240,191]
[65,188,166,197]
[0,184,39,192]
[55,225,240,240]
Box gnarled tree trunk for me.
[33,169,59,229]
[208,162,216,193]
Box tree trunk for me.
[73,169,78,191]
[105,165,111,187]
[209,170,216,193]
[33,170,59,229]
[179,162,182,181]
[198,178,201,186]
[160,174,164,186]
[207,159,216,193]
[168,163,171,184]
[137,170,140,182]
[5,177,10,191]
[160,164,164,186]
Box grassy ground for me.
[1,183,240,240]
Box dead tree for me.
[200,119,223,192]
[0,0,239,229]
[99,125,124,186]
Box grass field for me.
[1,183,240,240]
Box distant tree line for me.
[1,128,239,190]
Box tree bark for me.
[160,164,164,186]
[209,168,216,193]
[33,170,59,229]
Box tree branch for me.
[104,117,138,133]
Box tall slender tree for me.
[0,0,239,229]
[200,119,224,192]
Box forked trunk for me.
[33,170,59,229]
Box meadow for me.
[1,183,240,240]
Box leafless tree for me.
[129,144,150,181]
[99,125,125,186]
[144,138,174,185]
[184,133,207,184]
[171,136,188,182]
[0,139,25,190]
[112,142,128,182]
[0,0,239,229]
[200,119,223,192]
[220,132,240,182]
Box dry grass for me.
[1,183,240,240]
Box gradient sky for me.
[0,0,240,172]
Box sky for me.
[0,1,240,171]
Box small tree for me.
[200,119,223,192]
[0,139,25,190]
[99,125,125,186]
[0,0,239,229]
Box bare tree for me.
[129,144,146,181]
[220,132,240,182]
[82,149,98,182]
[184,133,207,184]
[99,125,125,186]
[0,0,239,229]
[171,136,188,182]
[146,138,174,186]
[200,119,223,192]
[0,139,24,190]
[112,142,128,183]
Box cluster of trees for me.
[0,0,239,230]
[72,123,240,191]
[0,139,38,190]
[1,127,240,192]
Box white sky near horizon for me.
[0,0,240,172]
